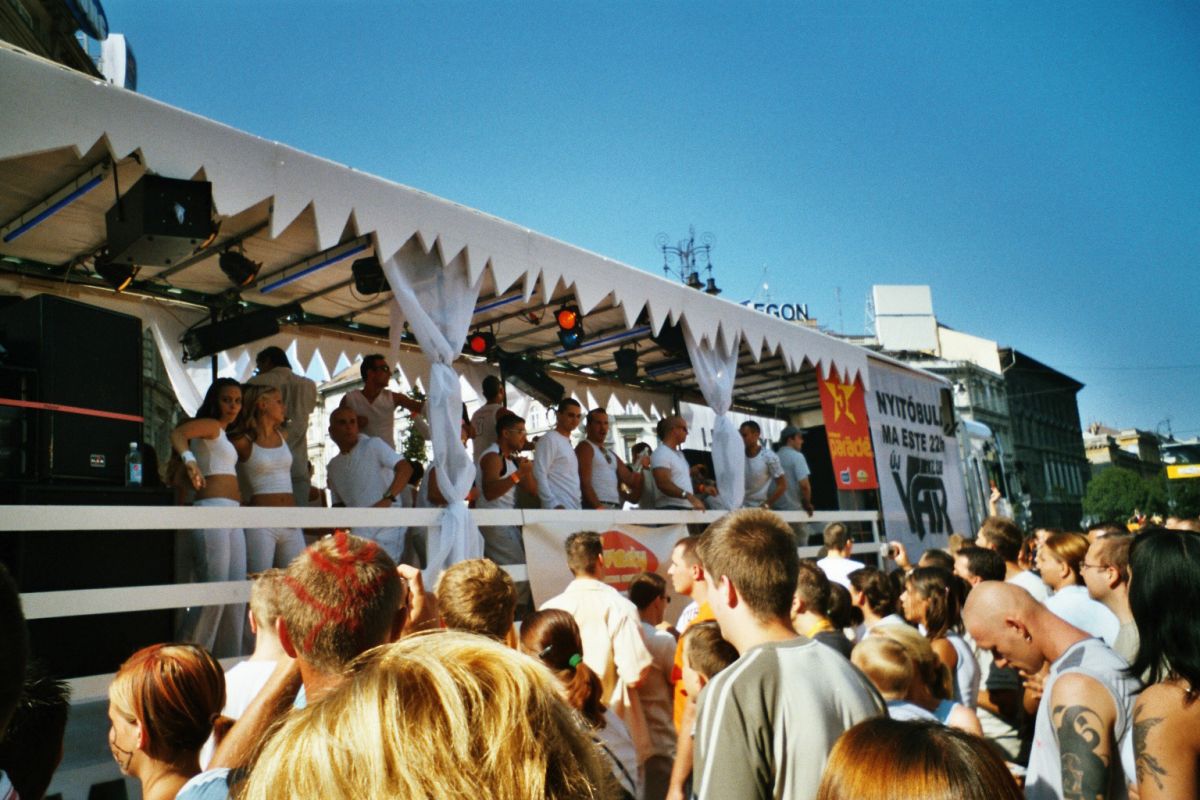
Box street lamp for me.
[657,226,721,295]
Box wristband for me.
[382,493,397,503]
[181,450,197,464]
[510,472,521,484]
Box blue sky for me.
[102,1,1200,438]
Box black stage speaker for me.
[0,295,142,482]
[106,174,214,267]
[0,483,175,679]
[499,354,564,407]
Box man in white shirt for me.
[627,572,679,800]
[965,582,1139,800]
[542,531,652,727]
[977,515,1049,602]
[247,346,317,507]
[815,522,863,590]
[338,353,424,449]
[740,420,785,509]
[325,406,414,562]
[469,374,505,461]
[533,398,583,509]
[773,426,814,515]
[1082,533,1138,663]
[578,408,643,509]
[651,416,706,510]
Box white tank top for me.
[242,439,293,495]
[475,444,518,510]
[586,440,621,507]
[191,430,237,477]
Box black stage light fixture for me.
[614,347,639,383]
[181,302,302,362]
[219,249,260,287]
[94,256,136,292]
[556,304,584,350]
[352,256,387,294]
[466,330,496,357]
[498,353,564,407]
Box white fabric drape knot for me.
[382,243,484,584]
[683,324,743,510]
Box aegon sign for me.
[741,301,810,321]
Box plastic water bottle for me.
[126,441,143,486]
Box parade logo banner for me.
[867,361,969,556]
[818,366,878,490]
[523,522,689,609]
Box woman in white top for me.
[231,386,306,577]
[170,378,247,657]
[900,566,980,709]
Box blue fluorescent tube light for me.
[553,325,651,358]
[258,243,370,294]
[2,175,105,243]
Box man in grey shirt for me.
[692,509,884,800]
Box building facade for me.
[1000,348,1088,529]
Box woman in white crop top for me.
[169,378,247,657]
[232,386,305,587]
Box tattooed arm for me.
[1048,672,1118,800]
[1132,682,1200,799]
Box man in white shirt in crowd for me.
[976,515,1049,603]
[740,420,785,509]
[627,572,679,800]
[578,408,644,509]
[325,406,414,563]
[1082,533,1138,663]
[542,532,652,741]
[815,522,863,590]
[652,416,708,510]
[534,398,584,509]
[338,353,424,449]
[247,346,317,507]
[469,374,505,461]
[773,426,814,516]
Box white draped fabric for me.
[381,242,485,583]
[684,324,744,510]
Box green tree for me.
[1083,467,1156,523]
[1167,476,1200,518]
[400,388,428,464]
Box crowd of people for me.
[167,352,820,654]
[0,505,1197,798]
[2,351,1199,798]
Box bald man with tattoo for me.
[964,582,1140,800]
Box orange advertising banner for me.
[818,367,879,490]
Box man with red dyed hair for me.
[209,532,415,774]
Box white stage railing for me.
[3,505,882,702]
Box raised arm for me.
[616,457,644,503]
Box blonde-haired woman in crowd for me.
[1037,531,1120,645]
[870,624,982,736]
[106,643,226,800]
[240,631,612,800]
[231,385,306,578]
